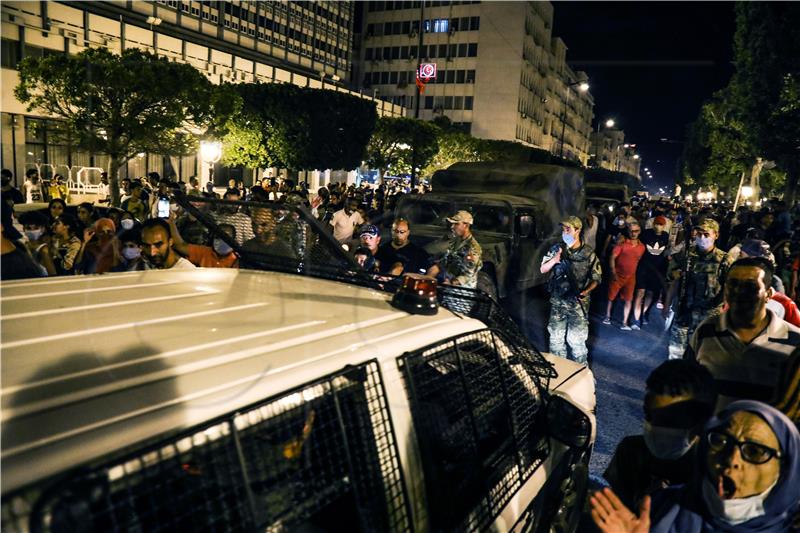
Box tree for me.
[366,117,439,180]
[681,85,757,193]
[224,83,377,179]
[731,2,800,202]
[15,48,240,205]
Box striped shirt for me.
[685,310,800,410]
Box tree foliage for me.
[15,47,240,204]
[366,117,439,177]
[682,3,799,200]
[223,83,377,173]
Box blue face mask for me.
[213,239,233,256]
[562,232,576,247]
[696,235,714,251]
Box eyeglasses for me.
[707,430,781,464]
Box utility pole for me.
[411,3,424,189]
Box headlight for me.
[547,395,592,449]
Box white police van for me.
[1,198,595,533]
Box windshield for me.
[398,198,512,234]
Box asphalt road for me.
[509,287,670,480]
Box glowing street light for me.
[200,140,222,188]
[741,185,754,198]
[605,119,615,128]
[633,154,640,160]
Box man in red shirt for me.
[604,222,646,330]
[169,218,239,268]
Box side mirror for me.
[547,395,592,449]
[518,215,535,238]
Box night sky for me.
[552,1,737,192]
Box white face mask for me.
[120,219,134,230]
[701,477,777,525]
[122,247,141,261]
[643,421,696,460]
[696,235,714,251]
[25,229,44,241]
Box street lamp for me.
[741,185,754,198]
[559,78,589,159]
[200,140,222,189]
[593,118,615,168]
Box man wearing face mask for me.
[604,360,718,511]
[685,257,800,410]
[169,217,239,268]
[664,219,728,360]
[540,216,602,365]
[18,211,56,276]
[113,229,145,271]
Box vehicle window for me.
[399,329,547,531]
[461,204,512,233]
[7,361,410,533]
[397,199,453,226]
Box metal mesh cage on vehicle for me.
[398,329,549,533]
[1,361,411,533]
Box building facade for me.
[1,0,402,189]
[356,0,594,164]
[589,128,641,179]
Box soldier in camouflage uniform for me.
[429,210,482,288]
[664,219,727,359]
[540,216,602,365]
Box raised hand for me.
[590,488,650,533]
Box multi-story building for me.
[356,0,594,164]
[589,128,641,179]
[1,1,402,188]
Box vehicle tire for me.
[546,449,590,533]
[476,271,498,300]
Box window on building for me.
[402,21,411,35]
[383,47,392,60]
[467,43,478,56]
[424,96,434,109]
[466,69,476,83]
[390,71,398,84]
[451,18,460,31]
[433,18,449,33]
[449,44,457,58]
[438,44,448,57]
[423,20,431,32]
[392,46,401,59]
[400,46,409,59]
[444,96,453,109]
[446,70,455,83]
[453,96,464,109]
[381,71,390,84]
[366,23,375,36]
[470,16,480,30]
[410,45,418,58]
[457,43,467,57]
[465,96,473,110]
[460,17,470,30]
[433,96,444,110]
[365,48,374,60]
[399,71,408,84]
[456,69,465,83]
[1,39,21,69]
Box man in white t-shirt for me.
[22,169,44,203]
[97,172,111,204]
[329,197,364,243]
[141,218,195,270]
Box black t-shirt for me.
[1,245,44,281]
[375,241,433,275]
[2,187,24,207]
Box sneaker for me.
[620,325,632,331]
[602,317,612,325]
[631,323,641,331]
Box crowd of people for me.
[2,167,800,531]
[0,168,452,282]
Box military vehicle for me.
[396,162,585,300]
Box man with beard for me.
[375,219,433,276]
[427,210,482,288]
[241,207,297,268]
[141,218,195,270]
[329,197,364,244]
[685,257,800,410]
